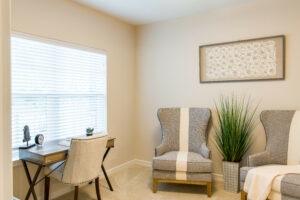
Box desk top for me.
[19,137,115,166]
[23,141,69,156]
[19,141,69,165]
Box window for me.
[11,33,107,148]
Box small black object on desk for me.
[35,134,44,145]
[19,125,36,149]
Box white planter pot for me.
[222,161,240,193]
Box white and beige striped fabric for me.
[179,107,189,152]
[176,108,189,180]
[287,111,300,165]
[153,107,212,181]
[153,107,212,197]
[241,110,300,200]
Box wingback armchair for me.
[152,108,212,197]
[240,110,300,200]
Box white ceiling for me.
[74,0,253,26]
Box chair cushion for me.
[281,174,300,198]
[268,174,300,199]
[153,151,212,173]
[241,167,300,199]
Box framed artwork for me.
[199,35,285,83]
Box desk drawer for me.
[19,148,68,165]
[44,152,67,165]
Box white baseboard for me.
[212,173,224,182]
[104,159,137,176]
[133,159,152,167]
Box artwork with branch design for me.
[199,35,285,83]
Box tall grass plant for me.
[214,95,258,162]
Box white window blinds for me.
[11,34,107,148]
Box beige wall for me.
[0,0,12,199]
[11,0,136,198]
[136,0,300,174]
[10,0,300,198]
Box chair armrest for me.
[155,144,169,156]
[200,143,210,159]
[248,151,271,167]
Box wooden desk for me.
[19,142,69,166]
[19,137,116,200]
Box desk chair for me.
[44,134,108,200]
[152,108,212,197]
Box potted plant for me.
[214,95,258,193]
[86,127,94,136]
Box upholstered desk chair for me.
[240,110,300,200]
[44,134,108,200]
[152,108,212,197]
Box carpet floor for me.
[54,165,240,200]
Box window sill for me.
[12,149,22,167]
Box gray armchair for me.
[240,110,300,200]
[152,108,212,197]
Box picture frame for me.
[199,35,285,83]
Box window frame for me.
[11,32,108,150]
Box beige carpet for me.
[54,165,240,200]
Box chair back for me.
[61,134,108,184]
[157,108,210,154]
[260,110,295,165]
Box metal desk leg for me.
[102,147,113,191]
[22,160,43,200]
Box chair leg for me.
[74,186,79,200]
[207,182,212,197]
[153,179,157,193]
[44,176,50,200]
[241,190,247,200]
[95,177,101,200]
